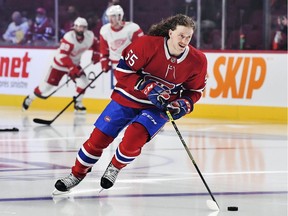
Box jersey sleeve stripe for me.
[114,87,152,104]
[184,87,205,93]
[115,59,136,74]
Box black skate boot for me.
[74,101,86,113]
[100,162,120,189]
[54,173,83,192]
[22,96,32,111]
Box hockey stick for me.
[33,71,104,125]
[41,62,94,99]
[0,127,19,132]
[164,106,220,211]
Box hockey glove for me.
[137,80,170,110]
[69,65,84,82]
[91,51,100,64]
[168,98,193,120]
[101,58,111,73]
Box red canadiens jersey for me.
[52,30,97,72]
[27,17,55,41]
[111,35,207,109]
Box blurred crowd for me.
[0,0,120,47]
[2,8,56,46]
[0,3,106,47]
[0,0,287,50]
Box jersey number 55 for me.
[125,49,138,67]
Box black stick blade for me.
[0,127,19,132]
[33,118,53,125]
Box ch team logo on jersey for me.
[142,74,181,94]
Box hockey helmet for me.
[74,17,88,27]
[106,5,124,21]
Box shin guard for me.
[72,128,114,178]
[112,123,149,169]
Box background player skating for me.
[22,17,100,113]
[99,5,143,82]
[54,14,207,193]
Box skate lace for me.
[61,174,81,188]
[103,164,119,183]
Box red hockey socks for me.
[72,128,114,178]
[112,122,150,169]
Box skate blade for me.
[98,188,104,194]
[52,189,71,196]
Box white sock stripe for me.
[117,147,136,160]
[76,155,94,167]
[115,154,131,164]
[81,146,100,160]
[114,147,136,164]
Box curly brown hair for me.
[147,14,196,37]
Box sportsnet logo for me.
[0,52,31,78]
[0,52,31,89]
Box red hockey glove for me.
[91,51,100,64]
[168,98,194,120]
[137,79,170,110]
[101,59,111,73]
[69,65,84,82]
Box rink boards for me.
[0,47,287,123]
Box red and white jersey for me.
[53,30,96,72]
[100,21,143,68]
[112,36,207,109]
[33,17,55,41]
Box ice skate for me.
[74,101,86,113]
[22,96,32,111]
[54,173,83,194]
[100,162,120,189]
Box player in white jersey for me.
[22,17,100,112]
[99,5,144,73]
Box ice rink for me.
[0,106,287,216]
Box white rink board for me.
[0,48,112,99]
[0,48,287,107]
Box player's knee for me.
[89,127,114,150]
[121,122,150,151]
[76,75,89,89]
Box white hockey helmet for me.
[74,17,88,27]
[106,5,124,21]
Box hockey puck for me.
[227,206,238,211]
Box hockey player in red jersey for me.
[25,8,55,45]
[54,14,207,192]
[99,5,143,74]
[22,17,100,112]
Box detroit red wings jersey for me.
[100,22,143,68]
[111,35,207,109]
[53,30,95,72]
